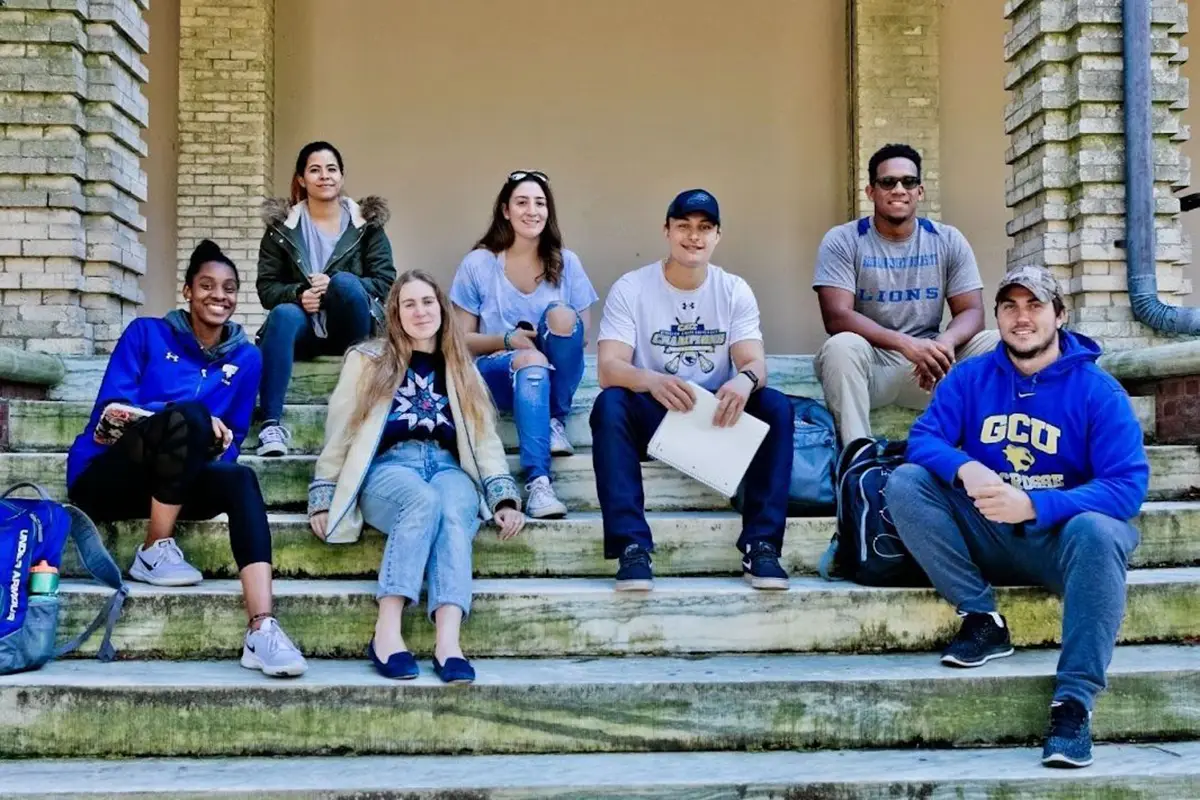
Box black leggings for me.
[69,401,272,570]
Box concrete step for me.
[1,645,1196,757]
[5,395,1156,454]
[49,354,823,405]
[4,744,1200,798]
[68,502,1200,581]
[55,569,1200,659]
[2,446,1196,510]
[3,398,950,454]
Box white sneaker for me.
[549,418,574,456]
[256,423,291,457]
[128,538,203,586]
[241,617,308,678]
[525,476,568,519]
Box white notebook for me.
[647,381,770,498]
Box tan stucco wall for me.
[141,0,180,317]
[939,0,1010,326]
[274,0,849,351]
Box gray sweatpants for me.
[887,463,1139,710]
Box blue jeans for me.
[476,302,585,481]
[357,440,482,615]
[256,272,374,422]
[589,385,795,558]
[887,463,1140,710]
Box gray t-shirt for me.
[298,202,350,339]
[812,217,982,340]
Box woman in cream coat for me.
[308,269,524,683]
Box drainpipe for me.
[1123,0,1200,333]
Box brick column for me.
[1003,0,1191,351]
[849,0,941,219]
[0,0,148,355]
[175,0,273,335]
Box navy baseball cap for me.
[666,189,720,226]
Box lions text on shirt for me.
[811,216,982,340]
[598,261,762,393]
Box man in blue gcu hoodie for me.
[888,265,1149,770]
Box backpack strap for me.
[817,537,841,581]
[0,482,54,503]
[54,505,128,662]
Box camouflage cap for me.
[996,265,1062,304]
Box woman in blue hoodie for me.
[67,240,308,678]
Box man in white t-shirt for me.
[592,189,795,592]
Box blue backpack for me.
[1,482,128,675]
[734,395,838,516]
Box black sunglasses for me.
[874,175,921,190]
[508,170,549,184]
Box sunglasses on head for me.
[508,170,549,184]
[874,175,921,190]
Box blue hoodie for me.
[905,329,1149,531]
[67,311,263,488]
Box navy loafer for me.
[367,640,419,680]
[432,656,476,684]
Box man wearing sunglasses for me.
[812,143,999,444]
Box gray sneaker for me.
[256,423,291,457]
[525,476,568,519]
[549,418,574,456]
[128,538,203,586]
[241,617,308,678]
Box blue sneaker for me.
[615,543,653,592]
[1042,698,1093,768]
[742,541,789,590]
[941,612,1014,668]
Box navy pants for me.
[590,386,794,559]
[888,463,1139,710]
[257,272,374,422]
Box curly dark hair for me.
[868,143,922,185]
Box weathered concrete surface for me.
[0,646,1196,757]
[3,446,1196,510]
[54,569,1200,659]
[1100,339,1200,383]
[0,348,65,388]
[64,502,1200,581]
[10,395,1156,454]
[3,743,1199,798]
[48,356,821,405]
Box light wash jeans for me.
[887,463,1139,710]
[476,302,585,481]
[358,440,482,616]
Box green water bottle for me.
[28,561,59,596]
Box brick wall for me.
[1003,0,1192,351]
[0,0,148,355]
[850,0,941,220]
[1155,374,1200,444]
[175,0,273,335]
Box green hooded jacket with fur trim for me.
[256,195,396,310]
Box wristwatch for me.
[739,368,760,391]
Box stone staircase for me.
[1,355,1198,797]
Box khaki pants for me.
[815,329,1000,444]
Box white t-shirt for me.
[598,261,763,392]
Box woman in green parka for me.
[255,140,397,456]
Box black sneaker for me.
[1042,698,1093,768]
[615,543,653,592]
[742,541,790,590]
[940,611,1014,667]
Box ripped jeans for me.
[476,302,585,481]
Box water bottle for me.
[28,561,59,596]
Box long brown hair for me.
[290,140,344,205]
[349,270,494,434]
[474,172,565,286]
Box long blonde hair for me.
[349,270,494,434]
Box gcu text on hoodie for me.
[66,311,263,488]
[905,329,1150,532]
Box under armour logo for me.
[165,352,179,362]
[681,302,696,311]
